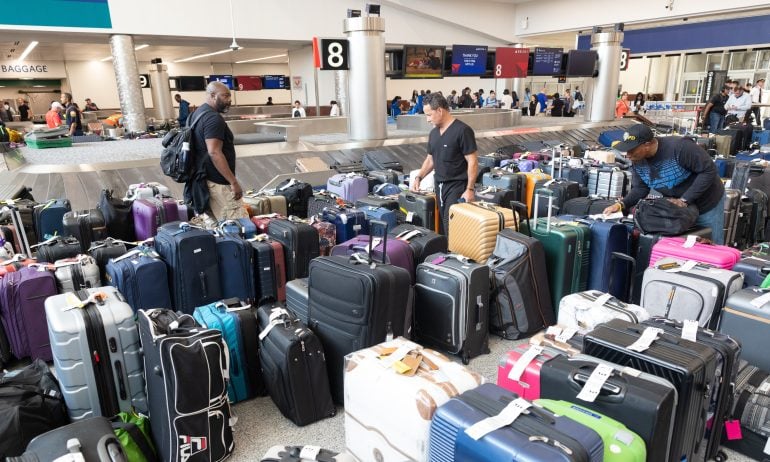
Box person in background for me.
[632,92,645,114]
[15,98,31,122]
[500,89,514,109]
[45,102,63,128]
[701,84,729,134]
[478,89,485,106]
[484,90,498,108]
[550,92,564,117]
[410,90,419,109]
[615,91,630,119]
[459,88,473,108]
[83,98,99,111]
[528,94,538,116]
[726,84,752,123]
[266,96,274,105]
[750,79,764,126]
[175,94,190,127]
[447,90,458,109]
[60,92,83,136]
[511,91,520,109]
[562,90,573,116]
[408,93,424,114]
[1,102,14,122]
[525,87,531,103]
[573,86,583,102]
[292,100,307,118]
[329,100,340,117]
[537,88,548,114]
[390,96,402,118]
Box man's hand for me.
[231,181,243,201]
[410,178,421,192]
[603,202,622,215]
[667,198,687,208]
[461,189,475,203]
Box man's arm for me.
[410,155,434,192]
[677,143,718,204]
[205,138,242,200]
[621,169,650,211]
[67,110,77,135]
[701,101,714,123]
[462,153,478,202]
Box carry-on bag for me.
[562,196,617,216]
[362,150,403,172]
[33,198,71,240]
[321,205,368,244]
[267,217,320,281]
[358,204,402,231]
[7,417,127,462]
[214,232,255,303]
[286,278,308,319]
[447,201,515,264]
[330,228,415,283]
[473,185,518,209]
[496,342,562,400]
[88,238,128,284]
[248,234,287,303]
[132,197,183,240]
[521,169,551,217]
[634,197,700,236]
[98,189,135,242]
[535,176,582,218]
[367,169,400,186]
[105,247,171,313]
[34,235,80,263]
[326,173,369,203]
[649,235,741,269]
[256,304,335,426]
[46,287,148,421]
[398,191,438,232]
[388,223,448,267]
[219,217,257,239]
[243,191,288,216]
[481,169,525,201]
[344,338,484,461]
[273,179,313,218]
[720,360,770,461]
[587,167,630,199]
[723,188,741,247]
[53,254,101,293]
[733,245,770,287]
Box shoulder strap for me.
[187,108,207,130]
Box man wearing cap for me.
[603,124,726,244]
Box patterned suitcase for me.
[447,202,515,264]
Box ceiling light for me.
[32,85,45,88]
[100,56,113,62]
[17,41,38,61]
[134,44,150,51]
[174,48,233,63]
[235,53,288,64]
[19,77,34,80]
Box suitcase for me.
[495,144,527,156]
[219,217,258,239]
[496,342,561,400]
[753,129,770,145]
[358,205,403,230]
[7,417,127,462]
[598,129,626,147]
[473,185,517,209]
[243,191,288,216]
[721,360,770,461]
[538,354,677,462]
[428,383,604,462]
[132,197,182,241]
[587,168,630,198]
[0,266,58,361]
[746,188,768,245]
[45,287,148,421]
[362,150,403,172]
[285,278,308,319]
[274,179,313,218]
[137,309,234,462]
[105,247,171,312]
[0,199,37,254]
[261,446,355,462]
[97,189,135,242]
[256,304,335,426]
[248,235,287,303]
[733,246,770,287]
[720,288,770,372]
[481,169,525,201]
[514,159,539,172]
[53,255,101,293]
[307,231,412,403]
[215,233,255,303]
[331,226,415,284]
[521,170,551,217]
[355,194,399,211]
[398,191,438,232]
[447,202,515,264]
[87,238,128,284]
[154,222,221,314]
[344,338,484,461]
[295,156,328,173]
[735,150,770,162]
[267,217,320,281]
[714,156,736,179]
[33,198,71,240]
[536,399,646,462]
[367,169,400,186]
[309,216,336,256]
[251,213,280,234]
[649,236,741,269]
[124,182,171,201]
[561,197,617,216]
[519,191,591,310]
[307,191,347,219]
[34,235,80,263]
[723,188,741,247]
[389,223,448,267]
[414,253,490,363]
[535,179,582,217]
[558,290,650,334]
[582,319,719,462]
[326,173,369,203]
[733,194,756,249]
[193,298,265,402]
[641,258,743,328]
[321,206,369,244]
[477,152,512,170]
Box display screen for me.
[262,75,288,90]
[235,75,263,91]
[403,45,444,78]
[207,75,235,90]
[532,47,564,76]
[176,76,206,91]
[451,45,488,76]
[494,47,529,78]
[565,50,598,77]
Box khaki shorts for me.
[207,181,248,221]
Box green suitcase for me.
[518,189,591,311]
[536,399,646,462]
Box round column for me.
[587,30,624,122]
[335,69,348,116]
[109,35,147,133]
[344,16,386,140]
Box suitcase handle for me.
[369,220,388,264]
[570,371,624,398]
[113,359,128,401]
[200,272,207,298]
[509,201,531,237]
[608,252,636,303]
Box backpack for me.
[159,111,205,183]
[634,197,699,235]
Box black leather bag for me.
[634,197,699,235]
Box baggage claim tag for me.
[465,398,531,441]
[546,325,563,337]
[683,235,699,248]
[626,327,663,353]
[556,327,578,343]
[576,364,614,403]
[378,343,412,369]
[508,345,543,382]
[299,446,322,460]
[681,319,699,342]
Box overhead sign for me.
[319,39,349,71]
[139,74,150,88]
[494,47,529,78]
[1,0,111,28]
[620,49,631,71]
[0,61,66,78]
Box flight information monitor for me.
[532,47,563,76]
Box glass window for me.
[758,51,770,70]
[683,79,701,97]
[684,54,706,72]
[730,51,758,70]
[706,53,726,71]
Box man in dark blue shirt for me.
[604,124,726,243]
[175,94,190,127]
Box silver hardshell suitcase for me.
[587,168,630,198]
[45,286,148,421]
[53,255,101,293]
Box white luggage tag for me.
[555,326,578,343]
[299,446,322,460]
[378,343,413,369]
[626,327,663,352]
[508,345,544,381]
[278,178,298,191]
[592,293,613,308]
[681,320,698,342]
[258,309,291,341]
[575,363,614,403]
[750,290,770,307]
[661,260,698,273]
[62,291,107,312]
[465,398,532,440]
[396,229,423,241]
[683,235,699,248]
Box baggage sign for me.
[620,49,631,71]
[494,47,529,78]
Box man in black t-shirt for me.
[701,85,729,134]
[411,93,478,235]
[60,92,83,136]
[16,98,31,121]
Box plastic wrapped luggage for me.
[0,267,57,361]
[6,417,127,462]
[558,290,650,334]
[105,247,171,312]
[447,201,515,264]
[124,182,171,201]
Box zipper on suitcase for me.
[81,299,120,416]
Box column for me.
[149,62,174,121]
[335,70,348,116]
[587,27,624,122]
[664,55,681,102]
[344,16,386,140]
[109,35,146,133]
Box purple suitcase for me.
[132,198,183,241]
[330,225,416,283]
[326,173,369,203]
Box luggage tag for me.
[555,326,578,343]
[683,235,699,248]
[750,290,770,307]
[378,343,414,370]
[627,327,663,352]
[681,319,699,342]
[406,212,415,223]
[575,363,614,402]
[662,260,698,273]
[465,398,532,440]
[395,227,423,242]
[508,345,544,381]
[299,446,322,460]
[724,420,743,441]
[62,291,107,312]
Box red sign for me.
[312,37,321,69]
[235,76,263,91]
[495,47,529,78]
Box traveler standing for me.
[292,101,306,118]
[175,94,190,127]
[45,102,63,128]
[750,79,764,126]
[701,85,729,134]
[726,85,752,123]
[60,93,83,136]
[500,89,514,109]
[16,98,32,121]
[615,92,630,119]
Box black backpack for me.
[634,197,699,235]
[160,111,205,183]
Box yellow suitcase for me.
[447,201,516,263]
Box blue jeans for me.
[695,193,725,245]
[709,112,725,134]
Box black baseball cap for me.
[613,124,655,152]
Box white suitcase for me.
[124,182,171,201]
[558,290,650,334]
[53,255,101,293]
[344,337,484,462]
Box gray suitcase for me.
[45,286,148,421]
[587,168,630,198]
[53,255,101,293]
[286,277,309,319]
[723,189,741,248]
[720,287,770,372]
[641,257,743,329]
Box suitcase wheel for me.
[714,451,727,462]
[461,352,470,365]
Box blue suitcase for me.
[598,129,625,147]
[215,234,255,303]
[359,205,402,230]
[219,218,257,239]
[322,206,369,244]
[752,129,770,145]
[34,198,71,240]
[429,383,604,462]
[715,157,736,178]
[105,246,171,312]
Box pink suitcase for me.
[496,343,561,400]
[132,197,184,241]
[649,236,741,269]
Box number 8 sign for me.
[320,39,349,71]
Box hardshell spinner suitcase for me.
[481,169,525,201]
[428,383,604,462]
[45,287,148,421]
[132,197,182,241]
[285,278,308,319]
[326,174,369,203]
[34,236,81,263]
[215,233,255,303]
[274,179,313,218]
[582,319,719,462]
[8,417,127,462]
[137,309,234,462]
[105,247,171,313]
[733,246,770,287]
[414,253,490,363]
[399,191,438,232]
[53,255,101,293]
[344,338,485,461]
[587,168,630,198]
[248,235,287,303]
[62,208,108,253]
[649,236,741,269]
[389,223,448,267]
[535,179,582,217]
[447,201,515,264]
[720,288,770,372]
[154,222,221,314]
[496,342,561,400]
[0,266,58,361]
[33,198,71,240]
[256,304,335,426]
[267,218,320,281]
[521,170,552,217]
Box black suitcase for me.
[367,169,399,186]
[88,238,128,285]
[474,185,517,208]
[733,194,755,249]
[307,227,413,403]
[477,152,512,170]
[34,235,81,263]
[582,319,719,462]
[267,217,320,281]
[7,417,127,462]
[249,237,280,303]
[561,196,617,216]
[389,223,447,267]
[495,144,527,156]
[721,360,770,461]
[643,316,741,461]
[362,150,403,172]
[535,179,581,217]
[274,179,313,218]
[137,309,234,462]
[481,169,525,201]
[307,191,346,219]
[63,208,108,253]
[398,191,436,232]
[98,189,135,242]
[256,304,335,426]
[0,198,37,250]
[355,194,399,211]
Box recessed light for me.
[174,48,234,63]
[134,44,150,51]
[17,41,38,61]
[19,77,33,80]
[235,53,288,64]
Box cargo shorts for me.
[207,181,248,221]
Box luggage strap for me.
[258,308,292,340]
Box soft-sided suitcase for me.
[344,338,485,461]
[7,417,127,462]
[46,287,148,421]
[0,266,58,361]
[137,309,234,462]
[473,185,517,209]
[428,383,604,462]
[261,446,355,462]
[496,342,561,400]
[720,288,770,372]
[414,253,490,363]
[215,233,255,303]
[558,290,650,334]
[598,129,626,147]
[243,191,288,217]
[330,227,416,284]
[582,319,719,462]
[358,205,402,230]
[219,217,258,239]
[33,198,71,240]
[326,173,370,203]
[53,254,101,293]
[34,235,81,263]
[389,223,448,269]
[399,191,438,232]
[310,216,336,256]
[285,278,308,319]
[154,222,221,314]
[248,235,287,303]
[447,201,515,264]
[98,189,135,242]
[256,304,335,426]
[124,182,171,201]
[132,197,182,241]
[732,194,755,249]
[88,238,128,284]
[307,191,348,219]
[641,257,743,328]
[321,206,369,243]
[362,150,403,172]
[307,230,413,403]
[267,217,320,281]
[105,247,171,313]
[274,179,313,218]
[649,235,741,269]
[721,359,770,461]
[355,194,399,211]
[562,196,617,216]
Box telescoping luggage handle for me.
[532,189,555,233]
[607,252,637,303]
[350,219,389,266]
